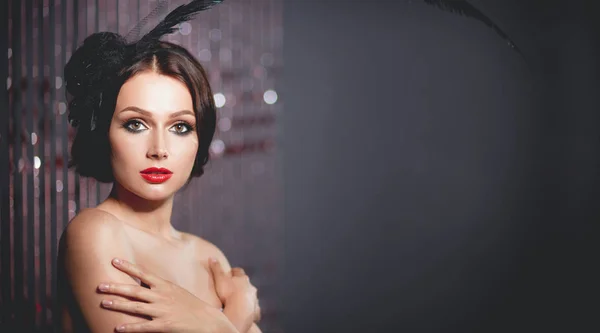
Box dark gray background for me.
[282,0,599,332]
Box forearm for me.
[222,298,255,333]
[248,323,262,333]
[208,312,241,333]
[222,311,261,333]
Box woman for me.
[56,1,261,332]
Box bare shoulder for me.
[60,208,130,259]
[181,232,232,271]
[60,207,133,274]
[182,232,225,257]
[59,208,146,332]
[62,208,124,242]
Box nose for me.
[148,148,168,160]
[146,132,169,160]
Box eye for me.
[123,120,148,133]
[170,122,193,135]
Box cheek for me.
[172,136,199,163]
[108,127,142,167]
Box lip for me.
[140,167,173,184]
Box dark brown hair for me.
[68,40,216,183]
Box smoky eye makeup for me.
[170,121,196,135]
[122,119,148,133]
[120,117,195,136]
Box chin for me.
[116,176,185,202]
[139,181,186,201]
[135,187,176,202]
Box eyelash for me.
[122,119,195,135]
[171,122,195,135]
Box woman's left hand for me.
[97,258,237,333]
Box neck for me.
[104,182,177,240]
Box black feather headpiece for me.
[64,0,222,131]
[423,0,523,58]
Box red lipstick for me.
[140,167,173,184]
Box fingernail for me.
[98,283,109,291]
[101,300,113,307]
[116,325,125,332]
[112,258,122,265]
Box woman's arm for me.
[210,248,262,333]
[95,258,240,333]
[247,324,263,333]
[222,301,262,333]
[60,209,148,333]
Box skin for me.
[57,70,261,333]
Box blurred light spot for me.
[7,77,11,90]
[34,156,41,169]
[55,76,62,89]
[34,168,39,177]
[18,159,25,172]
[214,93,226,108]
[263,90,278,105]
[8,48,12,59]
[179,22,192,35]
[31,132,38,145]
[210,139,225,156]
[260,53,274,67]
[58,102,67,115]
[56,180,63,192]
[198,49,211,62]
[55,44,61,56]
[209,29,222,42]
[69,200,76,213]
[220,48,232,62]
[218,117,231,132]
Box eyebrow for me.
[118,106,194,118]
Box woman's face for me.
[109,71,198,201]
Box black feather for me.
[125,0,169,41]
[139,0,223,43]
[423,0,522,56]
